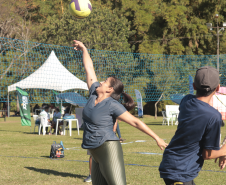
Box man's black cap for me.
[194,66,220,91]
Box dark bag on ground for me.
[50,141,64,158]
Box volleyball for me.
[69,0,92,19]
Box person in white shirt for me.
[39,106,52,134]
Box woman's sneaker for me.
[84,174,92,182]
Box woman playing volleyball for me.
[73,40,168,185]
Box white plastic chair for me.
[39,115,51,135]
[33,115,40,133]
[50,114,53,119]
[162,111,171,126]
[62,120,69,135]
[49,109,55,119]
[62,119,79,136]
[172,113,179,125]
[165,105,179,126]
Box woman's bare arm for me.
[117,111,168,150]
[73,40,97,89]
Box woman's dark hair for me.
[109,77,135,111]
[55,107,60,112]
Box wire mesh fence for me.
[1,37,225,104]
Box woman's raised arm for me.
[73,40,97,89]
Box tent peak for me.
[8,51,88,92]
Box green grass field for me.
[1,115,226,185]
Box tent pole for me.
[69,104,72,114]
[8,92,10,117]
[61,99,62,114]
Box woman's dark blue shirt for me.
[82,82,127,149]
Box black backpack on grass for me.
[50,141,64,158]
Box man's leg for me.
[51,122,56,134]
[84,151,92,182]
[89,155,92,175]
[116,123,122,139]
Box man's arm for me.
[202,144,226,159]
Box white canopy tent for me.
[7,51,88,116]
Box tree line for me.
[1,0,226,116]
[1,0,226,55]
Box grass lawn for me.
[0,115,226,185]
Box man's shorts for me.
[163,179,196,185]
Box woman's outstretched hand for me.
[73,40,86,51]
[156,138,168,150]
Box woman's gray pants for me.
[88,141,126,185]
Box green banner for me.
[16,87,31,126]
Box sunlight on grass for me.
[0,116,226,184]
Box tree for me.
[139,0,226,55]
[92,0,226,55]
[38,6,135,52]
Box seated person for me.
[50,103,55,109]
[41,103,47,109]
[50,108,62,134]
[58,108,71,135]
[49,103,56,114]
[35,105,52,134]
[33,104,40,115]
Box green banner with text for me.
[16,87,31,126]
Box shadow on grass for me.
[73,138,83,140]
[0,130,53,135]
[40,156,50,158]
[25,167,87,179]
[0,130,26,133]
[71,128,78,131]
[0,117,6,121]
[23,132,36,134]
[71,128,84,131]
[0,130,18,132]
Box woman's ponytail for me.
[122,92,135,111]
[109,76,135,111]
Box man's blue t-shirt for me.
[159,94,222,182]
[82,82,127,149]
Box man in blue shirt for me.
[159,66,226,185]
